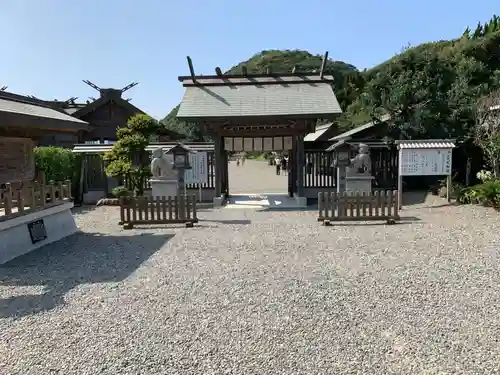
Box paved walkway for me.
[228,159,288,194]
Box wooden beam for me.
[186,56,196,83]
[266,67,271,75]
[241,66,247,75]
[215,67,223,76]
[319,51,329,79]
[291,66,297,73]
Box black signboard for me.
[27,219,47,244]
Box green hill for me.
[162,15,500,141]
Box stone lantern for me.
[165,143,196,198]
[167,143,194,171]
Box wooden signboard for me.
[273,137,283,151]
[399,149,452,176]
[253,137,263,151]
[233,138,243,152]
[263,137,273,151]
[0,137,35,184]
[224,137,233,151]
[243,138,253,151]
[283,136,293,150]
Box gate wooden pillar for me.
[214,136,223,197]
[289,139,297,197]
[222,143,229,196]
[296,134,305,197]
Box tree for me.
[104,114,160,196]
[476,91,500,177]
[34,146,76,182]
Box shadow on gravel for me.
[71,205,96,215]
[198,219,252,225]
[0,232,172,319]
[321,216,421,227]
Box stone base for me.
[0,202,77,265]
[150,179,177,198]
[293,194,308,207]
[213,196,226,207]
[345,176,374,194]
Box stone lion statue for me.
[150,147,175,179]
[346,143,372,176]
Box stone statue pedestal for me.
[345,175,374,194]
[150,179,177,198]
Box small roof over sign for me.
[395,140,456,149]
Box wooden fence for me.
[0,180,72,220]
[303,148,399,190]
[317,190,399,225]
[119,195,198,229]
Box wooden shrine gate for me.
[175,54,343,202]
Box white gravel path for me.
[2,195,500,374]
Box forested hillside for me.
[162,15,500,141]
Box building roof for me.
[69,95,144,119]
[0,91,89,132]
[304,122,334,142]
[395,140,456,149]
[72,142,214,154]
[176,74,342,121]
[325,139,389,152]
[330,114,391,141]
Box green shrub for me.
[457,179,500,208]
[34,147,76,182]
[111,186,133,198]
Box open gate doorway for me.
[225,136,292,196]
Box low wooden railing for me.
[0,180,72,220]
[119,195,198,229]
[318,190,399,225]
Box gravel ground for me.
[2,195,500,374]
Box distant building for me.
[8,81,184,148]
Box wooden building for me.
[304,122,338,150]
[0,90,89,149]
[175,54,343,202]
[35,81,184,147]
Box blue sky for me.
[0,0,497,119]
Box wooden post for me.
[397,175,403,209]
[28,186,35,209]
[214,136,223,198]
[224,148,229,196]
[50,183,56,202]
[289,140,297,197]
[296,134,305,197]
[65,180,72,199]
[4,184,12,215]
[192,194,198,222]
[446,174,452,202]
[17,190,24,213]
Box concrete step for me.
[224,194,307,210]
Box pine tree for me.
[472,22,483,39]
[463,26,471,39]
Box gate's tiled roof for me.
[177,75,342,120]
